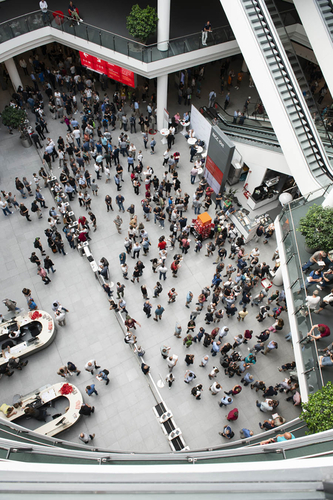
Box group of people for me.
[0,47,302,446]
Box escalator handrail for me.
[245,0,333,182]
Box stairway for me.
[316,0,333,41]
[240,0,333,186]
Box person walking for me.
[113,215,123,234]
[165,373,175,389]
[20,203,32,221]
[85,384,98,397]
[79,432,95,444]
[85,360,101,374]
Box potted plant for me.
[1,105,32,148]
[126,4,158,44]
[298,203,333,253]
[300,381,333,434]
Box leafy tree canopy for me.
[126,4,158,43]
[300,381,333,434]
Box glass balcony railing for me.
[0,10,236,62]
[0,7,302,63]
[278,185,333,394]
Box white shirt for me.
[40,1,48,12]
[73,129,81,139]
[306,295,321,310]
[167,355,178,367]
[85,360,96,371]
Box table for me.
[180,121,190,135]
[201,151,207,158]
[195,146,203,154]
[0,311,56,367]
[187,138,197,145]
[160,128,169,145]
[4,382,83,437]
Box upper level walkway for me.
[0,1,301,75]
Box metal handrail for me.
[245,0,333,183]
[0,10,230,48]
[265,0,333,156]
[281,195,326,388]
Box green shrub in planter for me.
[126,4,158,43]
[1,105,27,130]
[298,203,333,253]
[300,381,333,434]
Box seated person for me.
[173,113,181,124]
[0,403,17,418]
[68,1,82,23]
[24,406,48,421]
[319,352,333,368]
[183,112,189,122]
[185,129,195,140]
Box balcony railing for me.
[278,185,333,394]
[0,8,300,63]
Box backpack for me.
[67,362,76,371]
[31,203,38,213]
[102,369,109,375]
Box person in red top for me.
[227,408,239,421]
[158,238,167,250]
[225,385,242,396]
[171,259,180,277]
[206,186,214,199]
[307,324,330,341]
[78,215,88,229]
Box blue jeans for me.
[2,207,12,216]
[159,271,166,280]
[76,138,81,147]
[191,175,196,184]
[118,202,124,212]
[47,266,55,273]
[194,206,201,214]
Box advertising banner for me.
[79,51,135,87]
[205,126,235,193]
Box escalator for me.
[316,0,333,42]
[220,0,333,191]
[203,102,333,164]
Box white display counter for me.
[0,310,56,367]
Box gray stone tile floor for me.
[0,52,301,453]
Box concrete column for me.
[157,0,171,51]
[156,74,168,131]
[4,58,23,91]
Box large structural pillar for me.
[157,0,171,51]
[4,58,23,91]
[156,74,168,131]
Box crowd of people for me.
[0,47,309,446]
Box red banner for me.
[205,156,223,184]
[79,52,135,88]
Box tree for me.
[298,204,333,253]
[1,105,27,130]
[126,4,158,43]
[300,381,333,434]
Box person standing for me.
[224,92,230,111]
[39,0,50,24]
[202,21,212,46]
[208,90,216,108]
[79,432,95,444]
[154,304,165,321]
[0,197,13,216]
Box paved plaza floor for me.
[0,52,303,453]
